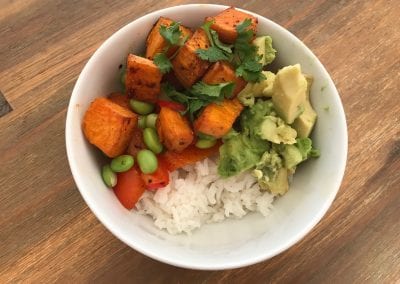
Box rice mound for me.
[136,158,275,235]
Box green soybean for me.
[137,149,158,174]
[143,127,163,154]
[145,113,158,129]
[197,132,216,141]
[195,138,217,149]
[110,155,134,172]
[130,99,154,115]
[120,65,126,88]
[138,115,146,128]
[102,165,117,187]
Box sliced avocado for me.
[254,36,276,66]
[282,144,303,169]
[292,74,317,138]
[272,64,307,124]
[267,167,289,195]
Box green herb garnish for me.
[153,53,173,74]
[159,22,183,46]
[196,21,233,62]
[161,81,235,121]
[154,22,187,73]
[233,19,265,82]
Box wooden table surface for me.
[1,0,399,282]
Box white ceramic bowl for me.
[66,4,347,270]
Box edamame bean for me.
[119,65,126,88]
[143,127,163,154]
[138,115,146,128]
[197,132,216,141]
[102,165,117,187]
[110,155,134,172]
[145,113,158,128]
[195,138,217,149]
[129,99,154,115]
[137,149,158,174]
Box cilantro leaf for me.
[236,63,266,82]
[188,99,206,121]
[153,53,173,74]
[234,19,257,61]
[200,20,214,43]
[210,29,233,53]
[198,20,232,63]
[162,82,236,121]
[236,18,253,34]
[191,81,235,99]
[241,58,263,72]
[232,18,267,83]
[161,83,188,104]
[196,46,231,62]
[159,22,183,46]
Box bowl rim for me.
[65,3,348,270]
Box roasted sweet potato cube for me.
[126,127,146,157]
[108,92,130,110]
[83,98,138,158]
[157,107,194,152]
[194,98,243,138]
[202,61,247,96]
[206,7,258,44]
[172,29,211,88]
[160,143,221,172]
[126,54,162,102]
[146,17,193,60]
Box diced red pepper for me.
[141,158,170,190]
[113,166,146,209]
[157,100,186,112]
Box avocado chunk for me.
[292,74,317,138]
[238,71,276,106]
[253,36,276,66]
[218,134,267,177]
[272,64,307,124]
[292,100,317,138]
[282,144,303,169]
[258,116,297,144]
[267,168,289,195]
[304,74,314,100]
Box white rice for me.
[136,158,275,235]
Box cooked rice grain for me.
[136,158,274,234]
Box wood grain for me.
[1,0,399,282]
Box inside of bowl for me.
[67,4,347,269]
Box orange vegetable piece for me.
[145,17,193,60]
[157,107,194,152]
[172,28,211,88]
[206,7,258,44]
[126,54,162,102]
[194,98,243,138]
[108,92,130,110]
[113,166,146,209]
[83,98,137,158]
[202,61,247,96]
[160,143,221,172]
